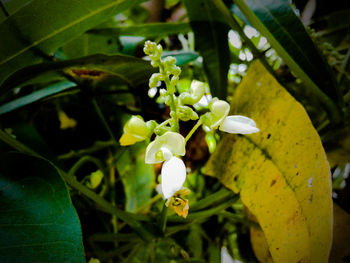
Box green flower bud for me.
[178,105,199,121]
[170,75,179,87]
[163,56,176,66]
[149,73,163,88]
[200,98,230,129]
[119,115,153,146]
[179,80,205,105]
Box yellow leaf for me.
[205,61,332,263]
[58,110,77,129]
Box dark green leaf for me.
[183,0,230,99]
[116,142,155,213]
[0,81,76,115]
[0,0,146,85]
[0,152,85,263]
[0,54,156,94]
[161,51,199,66]
[234,0,339,102]
[61,33,121,59]
[88,22,191,37]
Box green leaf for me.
[116,142,155,213]
[161,51,199,66]
[205,61,333,263]
[0,54,155,94]
[61,33,121,59]
[233,0,339,104]
[88,22,191,37]
[0,152,85,263]
[0,0,146,85]
[183,0,230,99]
[0,81,76,115]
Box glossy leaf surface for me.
[0,81,76,115]
[234,0,338,103]
[183,0,230,99]
[0,54,155,94]
[205,61,332,262]
[0,153,85,263]
[88,22,191,37]
[0,0,146,85]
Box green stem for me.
[58,140,116,160]
[185,120,202,143]
[68,155,105,177]
[190,187,235,211]
[154,118,172,134]
[159,203,168,233]
[92,98,117,143]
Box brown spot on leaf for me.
[270,179,276,187]
[70,69,105,78]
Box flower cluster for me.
[119,41,259,218]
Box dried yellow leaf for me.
[205,61,332,263]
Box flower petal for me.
[161,156,186,199]
[145,131,185,164]
[219,115,259,134]
[119,133,143,146]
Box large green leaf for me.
[0,0,146,85]
[0,54,156,94]
[233,0,339,105]
[88,22,191,37]
[0,152,85,263]
[183,0,230,99]
[0,81,76,115]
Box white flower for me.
[145,131,187,199]
[161,156,186,199]
[219,115,259,134]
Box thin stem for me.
[159,203,168,233]
[92,98,117,143]
[185,120,202,143]
[0,1,10,17]
[68,155,105,177]
[190,187,235,211]
[154,118,172,134]
[58,140,116,160]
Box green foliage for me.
[0,0,350,262]
[0,152,85,263]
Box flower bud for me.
[149,73,162,88]
[200,99,230,130]
[119,116,153,146]
[178,105,199,121]
[179,80,205,105]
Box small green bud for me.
[178,105,199,121]
[171,66,181,77]
[163,56,176,66]
[170,75,179,87]
[89,170,104,189]
[179,80,205,105]
[149,73,163,88]
[200,99,230,130]
[119,115,153,146]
